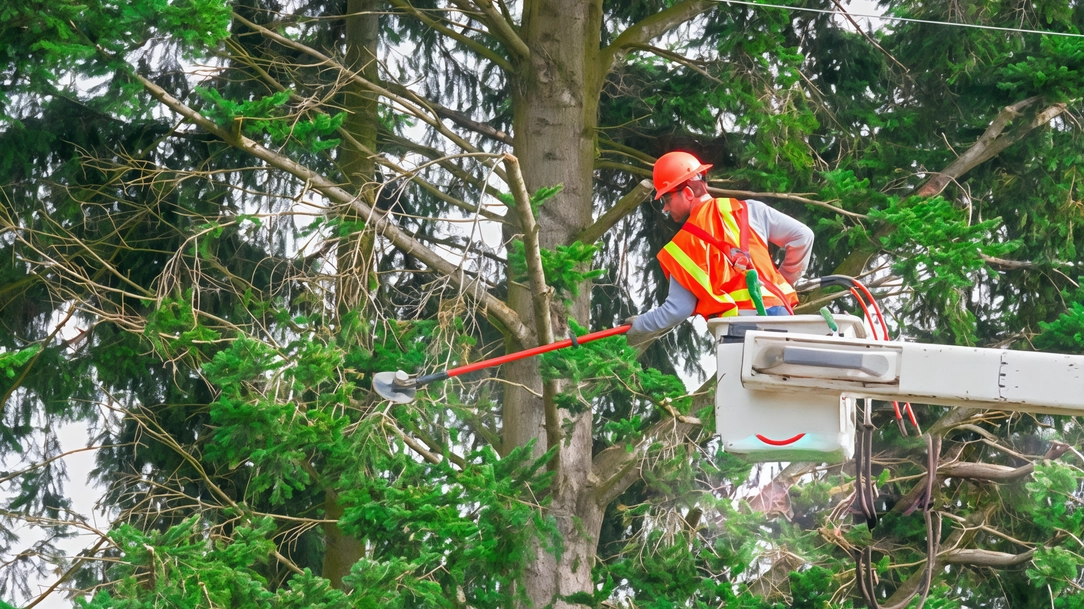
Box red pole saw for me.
[372,324,632,403]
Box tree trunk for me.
[322,492,364,588]
[511,0,605,606]
[323,0,380,588]
[335,0,381,316]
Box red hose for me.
[850,287,881,341]
[853,280,889,340]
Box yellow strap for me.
[716,198,742,244]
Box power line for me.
[717,0,1084,38]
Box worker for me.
[625,151,814,347]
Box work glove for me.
[623,315,662,350]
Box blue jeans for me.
[765,305,789,316]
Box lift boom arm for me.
[741,331,1084,416]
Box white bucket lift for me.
[709,313,1084,463]
[709,314,867,463]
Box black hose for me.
[796,274,859,292]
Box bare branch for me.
[23,537,110,609]
[386,0,515,73]
[830,0,909,74]
[424,97,514,145]
[364,133,507,222]
[114,402,309,575]
[598,137,656,165]
[130,70,534,346]
[917,97,1064,197]
[599,0,713,74]
[503,154,564,455]
[502,155,553,346]
[827,96,1066,282]
[626,43,722,83]
[880,511,1035,607]
[939,512,1037,549]
[939,548,1036,567]
[377,131,511,207]
[222,38,511,217]
[382,414,444,465]
[233,13,504,169]
[708,186,868,219]
[592,379,711,508]
[939,460,1036,483]
[596,160,651,176]
[0,444,127,485]
[892,425,1071,520]
[979,253,1048,270]
[574,179,653,245]
[467,0,530,59]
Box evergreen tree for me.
[1,0,1083,607]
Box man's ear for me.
[682,186,695,199]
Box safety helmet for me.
[652,151,713,199]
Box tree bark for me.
[323,0,380,588]
[509,1,605,606]
[335,0,381,317]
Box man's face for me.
[662,188,695,224]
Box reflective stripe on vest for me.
[661,242,742,316]
[716,197,743,245]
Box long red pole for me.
[415,324,632,386]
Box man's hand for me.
[624,315,663,349]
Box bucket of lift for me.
[709,314,867,463]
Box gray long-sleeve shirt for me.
[632,199,813,334]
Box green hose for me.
[819,306,839,333]
[746,269,768,316]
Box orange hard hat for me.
[652,151,712,199]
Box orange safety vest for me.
[657,198,799,318]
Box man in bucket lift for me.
[625,151,814,347]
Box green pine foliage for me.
[1035,285,1084,354]
[508,241,607,302]
[3,0,1084,607]
[196,88,345,152]
[144,295,224,363]
[871,196,1021,344]
[541,320,688,418]
[0,344,41,378]
[336,442,557,608]
[77,517,352,609]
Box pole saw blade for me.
[372,370,417,404]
